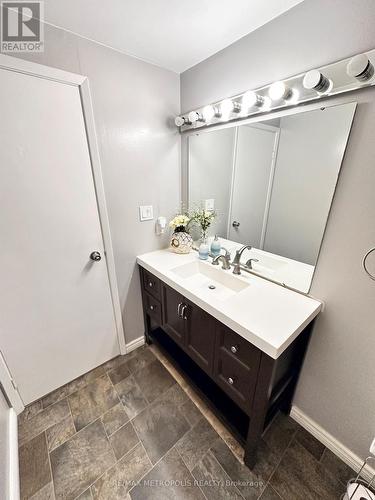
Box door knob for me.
[232,221,240,228]
[90,251,102,261]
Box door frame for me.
[0,55,126,397]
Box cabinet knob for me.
[148,281,153,288]
[228,377,234,385]
[150,305,155,311]
[230,345,238,354]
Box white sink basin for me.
[171,260,249,301]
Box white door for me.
[228,125,278,248]
[0,67,120,404]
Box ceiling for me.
[43,0,303,73]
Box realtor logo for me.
[1,1,44,52]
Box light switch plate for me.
[204,199,215,211]
[139,205,153,221]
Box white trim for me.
[126,336,145,354]
[0,352,23,415]
[9,409,20,500]
[0,54,126,357]
[79,80,126,355]
[0,53,84,86]
[259,127,280,250]
[226,126,238,239]
[290,405,375,482]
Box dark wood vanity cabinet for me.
[161,284,216,374]
[139,266,313,469]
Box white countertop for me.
[137,249,322,359]
[203,236,315,293]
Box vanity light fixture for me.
[174,116,190,127]
[188,111,204,123]
[177,49,375,131]
[347,54,374,82]
[303,69,333,94]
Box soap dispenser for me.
[210,235,221,257]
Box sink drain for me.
[208,285,216,290]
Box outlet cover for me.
[139,205,154,221]
[204,199,215,211]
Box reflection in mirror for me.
[188,102,356,292]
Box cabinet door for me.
[162,284,185,346]
[185,300,215,374]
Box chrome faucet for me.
[212,247,231,270]
[232,245,252,275]
[245,258,259,270]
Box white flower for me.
[169,214,190,229]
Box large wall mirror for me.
[187,101,356,292]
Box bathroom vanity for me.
[137,249,322,468]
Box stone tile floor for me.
[18,344,355,500]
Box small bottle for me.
[199,238,210,260]
[210,235,221,257]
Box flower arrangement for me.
[169,214,190,232]
[169,213,193,254]
[189,208,216,240]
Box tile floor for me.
[18,344,355,500]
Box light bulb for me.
[303,70,333,94]
[242,91,257,108]
[202,105,215,121]
[269,81,294,101]
[269,81,286,100]
[174,116,186,127]
[347,54,374,82]
[263,96,272,109]
[289,89,300,104]
[242,91,267,109]
[220,99,233,119]
[188,111,204,123]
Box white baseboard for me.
[125,336,145,354]
[290,405,375,482]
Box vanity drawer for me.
[216,322,258,370]
[142,269,161,301]
[144,292,162,324]
[214,349,259,414]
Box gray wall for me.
[5,22,180,345]
[181,0,375,460]
[189,128,235,238]
[181,0,375,112]
[264,103,356,265]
